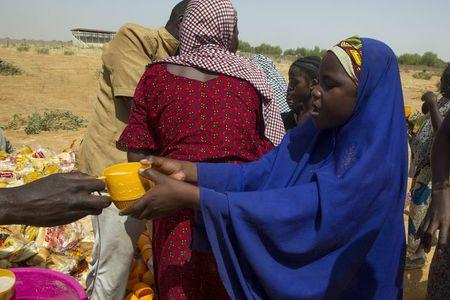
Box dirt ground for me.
[0,45,444,299]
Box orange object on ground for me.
[134,257,148,276]
[127,271,140,291]
[138,295,154,300]
[142,271,154,286]
[124,293,139,300]
[137,235,151,251]
[131,282,153,298]
[141,245,152,264]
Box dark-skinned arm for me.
[0,173,110,227]
[417,112,450,252]
[422,92,443,132]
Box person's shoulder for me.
[141,63,168,82]
[105,23,158,52]
[116,23,158,40]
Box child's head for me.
[287,56,321,114]
[311,38,362,129]
[440,65,450,98]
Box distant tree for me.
[398,52,446,67]
[398,53,422,65]
[283,48,296,56]
[254,43,282,56]
[238,40,254,53]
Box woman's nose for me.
[311,86,322,100]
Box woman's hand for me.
[417,187,450,253]
[120,168,200,220]
[141,156,198,182]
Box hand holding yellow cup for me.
[100,162,154,209]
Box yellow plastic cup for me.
[404,105,412,118]
[0,269,16,300]
[101,162,154,209]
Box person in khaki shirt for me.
[79,2,189,299]
[78,22,180,176]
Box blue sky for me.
[1,0,449,60]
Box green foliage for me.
[16,44,30,52]
[238,40,254,53]
[254,43,283,56]
[64,50,75,56]
[1,110,88,134]
[36,47,50,55]
[0,61,22,76]
[283,46,326,58]
[412,70,433,80]
[398,52,446,67]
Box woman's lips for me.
[311,104,320,116]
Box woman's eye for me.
[323,78,336,90]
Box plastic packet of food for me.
[21,226,39,242]
[0,259,12,269]
[26,247,51,267]
[0,234,24,260]
[46,253,79,274]
[8,241,39,262]
[16,146,33,155]
[40,223,83,254]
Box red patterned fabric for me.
[119,63,273,299]
[157,0,285,146]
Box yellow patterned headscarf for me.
[330,36,362,86]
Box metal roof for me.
[71,28,116,34]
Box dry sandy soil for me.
[0,45,444,299]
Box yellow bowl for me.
[0,269,16,300]
[404,105,412,118]
[102,162,154,209]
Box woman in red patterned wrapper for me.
[118,0,285,298]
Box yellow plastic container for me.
[404,105,412,118]
[0,269,16,300]
[102,162,154,209]
[132,282,153,298]
[142,271,154,286]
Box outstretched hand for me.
[1,172,111,227]
[416,188,450,253]
[120,167,200,220]
[141,156,198,182]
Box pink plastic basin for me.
[10,268,87,300]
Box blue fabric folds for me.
[195,38,408,299]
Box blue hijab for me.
[194,38,408,299]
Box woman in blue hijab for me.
[122,37,408,299]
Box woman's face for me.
[310,52,358,129]
[229,25,239,53]
[287,68,313,113]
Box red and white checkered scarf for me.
[158,0,285,145]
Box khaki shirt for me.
[78,24,178,176]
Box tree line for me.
[238,40,448,68]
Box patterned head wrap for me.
[158,0,285,145]
[250,54,289,114]
[330,36,362,85]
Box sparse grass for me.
[36,47,50,55]
[413,70,433,80]
[64,50,75,56]
[2,110,88,134]
[16,44,30,52]
[0,60,22,76]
